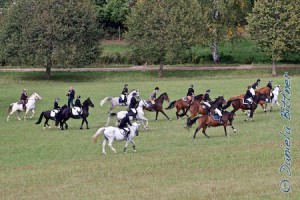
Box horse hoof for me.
[80,127,83,129]
[87,127,90,129]
[43,127,46,130]
[234,129,236,133]
[134,150,137,153]
[103,152,107,155]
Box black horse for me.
[36,105,68,129]
[56,98,94,130]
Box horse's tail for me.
[100,97,112,106]
[7,103,13,115]
[222,100,233,110]
[93,127,105,143]
[178,107,190,117]
[165,100,176,109]
[35,112,44,124]
[187,116,200,126]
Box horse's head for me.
[130,89,140,98]
[139,99,149,108]
[32,92,42,100]
[159,92,169,103]
[274,85,281,93]
[131,122,140,136]
[83,98,94,108]
[214,96,226,104]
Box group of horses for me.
[6,85,282,154]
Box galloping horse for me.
[165,94,204,119]
[100,90,139,113]
[184,96,226,127]
[268,85,282,111]
[223,93,264,121]
[227,86,271,112]
[187,111,236,138]
[144,92,171,121]
[93,122,140,154]
[106,99,149,129]
[7,92,42,121]
[56,98,94,130]
[36,105,68,129]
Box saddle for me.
[119,97,127,105]
[50,109,59,117]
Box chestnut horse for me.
[144,92,171,121]
[223,93,264,121]
[165,94,204,119]
[187,111,236,139]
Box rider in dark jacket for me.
[128,93,138,119]
[244,86,254,108]
[20,89,28,110]
[186,84,194,106]
[54,97,60,110]
[120,84,129,105]
[119,113,132,140]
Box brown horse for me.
[184,96,226,127]
[144,92,171,121]
[165,94,204,119]
[187,111,236,138]
[228,86,270,112]
[223,93,264,121]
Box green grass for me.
[0,69,299,199]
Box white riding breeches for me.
[203,102,211,108]
[215,108,222,116]
[247,98,253,103]
[250,88,255,96]
[130,108,137,113]
[121,94,125,100]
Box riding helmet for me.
[77,95,81,98]
[206,89,211,93]
[155,87,159,90]
[124,84,128,87]
[257,79,261,82]
[132,92,137,96]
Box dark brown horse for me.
[184,96,226,127]
[227,86,270,112]
[144,92,171,121]
[165,94,204,119]
[187,111,236,138]
[223,93,264,121]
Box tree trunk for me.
[158,62,163,78]
[272,60,277,76]
[212,40,220,64]
[45,66,51,79]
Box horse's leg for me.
[131,140,137,152]
[16,111,22,121]
[193,127,200,139]
[30,109,35,118]
[108,139,117,153]
[223,125,228,137]
[24,109,29,120]
[160,110,170,120]
[123,140,131,153]
[175,107,180,119]
[202,125,210,138]
[106,114,111,126]
[155,111,159,121]
[140,116,148,129]
[102,139,107,154]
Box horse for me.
[222,93,264,121]
[143,92,171,121]
[268,85,282,111]
[106,99,149,129]
[56,98,94,130]
[184,96,226,127]
[7,92,42,121]
[100,89,140,113]
[92,122,140,154]
[35,105,68,129]
[187,111,236,139]
[165,94,204,119]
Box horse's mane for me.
[194,94,203,99]
[213,96,223,103]
[157,92,167,99]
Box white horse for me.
[105,99,149,129]
[268,85,282,111]
[100,89,140,113]
[7,92,42,121]
[93,122,140,154]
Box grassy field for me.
[0,69,299,199]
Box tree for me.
[0,0,102,79]
[247,0,300,75]
[126,0,205,77]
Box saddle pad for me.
[211,114,220,121]
[181,97,188,101]
[50,111,56,117]
[72,108,81,116]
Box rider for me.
[266,80,273,102]
[212,101,223,125]
[202,89,211,109]
[67,86,75,107]
[250,79,260,97]
[20,88,28,110]
[244,86,254,108]
[119,113,132,140]
[128,92,138,119]
[53,97,60,113]
[150,87,159,105]
[186,84,194,106]
[120,84,129,105]
[74,96,82,115]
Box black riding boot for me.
[219,117,222,125]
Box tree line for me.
[0,0,299,78]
